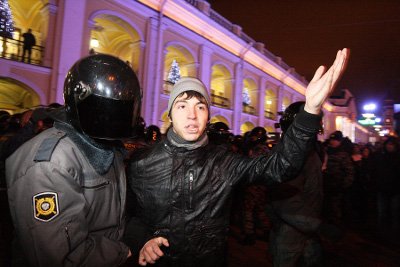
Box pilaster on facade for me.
[42,3,58,67]
[135,40,146,82]
[277,85,284,115]
[258,77,267,127]
[151,44,169,124]
[232,61,243,134]
[198,44,213,91]
[54,0,88,104]
[143,17,165,124]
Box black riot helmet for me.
[278,101,324,134]
[278,101,305,132]
[207,121,231,144]
[249,126,267,144]
[64,54,142,139]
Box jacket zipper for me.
[189,171,194,209]
[65,226,71,252]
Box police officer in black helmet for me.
[207,121,231,145]
[6,54,141,267]
[268,101,327,267]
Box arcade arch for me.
[240,121,254,135]
[242,78,257,115]
[89,14,142,73]
[0,78,41,114]
[163,44,197,93]
[265,89,277,120]
[210,115,229,128]
[210,64,232,109]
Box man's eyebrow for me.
[173,99,188,106]
[196,101,207,105]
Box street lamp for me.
[363,103,377,112]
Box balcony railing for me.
[264,110,276,120]
[211,93,230,108]
[243,104,256,115]
[0,37,44,65]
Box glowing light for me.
[97,82,103,91]
[362,113,375,119]
[90,38,99,48]
[358,118,376,126]
[363,103,376,112]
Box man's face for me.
[385,142,396,153]
[329,138,341,148]
[170,93,208,141]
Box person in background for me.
[371,137,400,238]
[6,54,141,266]
[241,127,271,246]
[267,101,325,267]
[21,28,36,63]
[323,130,354,227]
[124,48,349,267]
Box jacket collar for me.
[54,122,114,175]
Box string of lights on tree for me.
[167,59,181,84]
[0,0,14,38]
[242,88,251,106]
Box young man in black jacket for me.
[125,49,349,267]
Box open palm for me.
[304,48,350,114]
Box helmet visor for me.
[77,94,134,139]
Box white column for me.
[150,19,168,125]
[198,44,212,90]
[258,77,266,126]
[42,3,57,67]
[54,0,88,104]
[141,17,160,124]
[232,62,243,134]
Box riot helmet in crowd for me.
[249,126,267,144]
[278,101,324,134]
[278,101,305,132]
[230,134,244,147]
[207,121,231,144]
[63,54,142,139]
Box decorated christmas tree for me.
[0,0,14,38]
[167,59,181,84]
[242,87,251,106]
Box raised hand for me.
[304,48,350,114]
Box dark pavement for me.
[227,224,400,267]
[2,188,400,266]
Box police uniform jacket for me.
[126,110,321,267]
[6,122,129,267]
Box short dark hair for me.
[169,90,208,117]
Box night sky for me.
[209,0,400,114]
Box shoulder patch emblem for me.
[33,192,59,222]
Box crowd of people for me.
[2,100,398,266]
[6,50,399,267]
